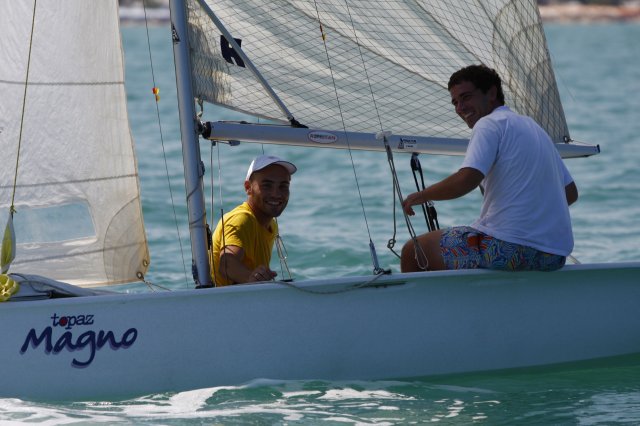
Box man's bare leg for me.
[400,230,446,272]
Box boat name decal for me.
[20,313,138,368]
[51,313,94,329]
[308,131,337,144]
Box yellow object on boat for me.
[1,213,16,274]
[0,274,18,302]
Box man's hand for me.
[248,265,277,282]
[402,168,484,216]
[402,191,426,216]
[219,246,276,284]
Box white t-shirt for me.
[461,106,574,256]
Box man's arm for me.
[218,245,276,284]
[565,181,578,206]
[403,167,484,215]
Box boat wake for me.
[2,370,640,424]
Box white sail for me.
[0,0,149,286]
[186,0,569,143]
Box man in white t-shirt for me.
[401,64,578,272]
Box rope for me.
[383,138,429,270]
[10,0,38,210]
[142,277,172,292]
[274,228,293,281]
[142,0,189,286]
[208,142,217,285]
[274,272,388,295]
[312,1,380,272]
[411,154,439,232]
[208,141,231,287]
[1,0,38,280]
[341,5,430,270]
[314,1,429,272]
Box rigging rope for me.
[0,0,39,294]
[1,0,39,282]
[381,134,429,270]
[410,153,439,232]
[274,225,293,281]
[142,0,189,286]
[10,0,38,211]
[208,139,227,287]
[208,141,218,286]
[257,141,292,280]
[274,271,388,295]
[315,0,428,272]
[312,0,388,275]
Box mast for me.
[169,0,212,287]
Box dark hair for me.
[448,64,505,105]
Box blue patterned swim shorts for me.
[440,226,566,271]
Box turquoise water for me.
[1,22,639,424]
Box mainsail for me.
[186,0,569,143]
[0,0,149,286]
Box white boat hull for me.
[2,262,639,401]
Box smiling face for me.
[449,80,499,129]
[245,164,291,227]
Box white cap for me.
[246,155,297,181]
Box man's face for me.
[245,164,291,222]
[449,81,497,129]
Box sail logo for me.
[220,35,246,67]
[308,131,337,144]
[398,138,417,150]
[171,23,180,43]
[20,313,138,368]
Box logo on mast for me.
[398,138,417,150]
[171,23,180,43]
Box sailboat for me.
[0,0,638,401]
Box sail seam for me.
[414,1,483,72]
[289,2,468,89]
[0,79,124,86]
[12,241,146,264]
[0,174,138,189]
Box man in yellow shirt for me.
[211,155,296,286]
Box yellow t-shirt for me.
[211,202,277,286]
